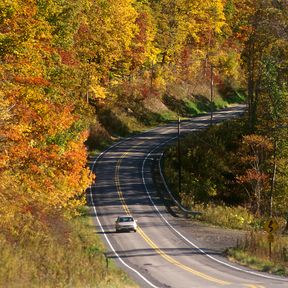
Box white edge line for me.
[87,108,242,287]
[89,106,286,287]
[141,130,288,283]
[89,142,159,288]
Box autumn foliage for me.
[0,0,287,256]
[161,0,288,221]
[0,0,233,240]
[0,0,94,237]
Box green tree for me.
[239,0,288,215]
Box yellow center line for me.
[137,226,229,285]
[244,285,266,288]
[114,151,230,285]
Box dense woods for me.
[163,0,288,219]
[0,0,241,236]
[0,0,287,285]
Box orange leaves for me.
[243,134,273,150]
[241,134,273,165]
[239,134,273,172]
[237,168,269,184]
[0,0,96,240]
[236,134,273,214]
[235,25,253,42]
[14,76,50,86]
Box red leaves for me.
[57,49,79,66]
[236,134,273,214]
[77,23,90,35]
[238,134,273,177]
[135,12,149,44]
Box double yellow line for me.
[114,152,229,285]
[112,140,268,288]
[245,285,266,288]
[114,153,130,215]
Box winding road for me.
[89,105,288,288]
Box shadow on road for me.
[106,247,224,259]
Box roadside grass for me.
[186,204,288,277]
[213,97,229,109]
[0,208,138,288]
[192,203,255,230]
[158,110,177,122]
[184,99,203,115]
[222,88,246,104]
[227,231,288,276]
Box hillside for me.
[1,0,287,286]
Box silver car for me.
[115,215,137,232]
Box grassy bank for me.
[188,204,288,275]
[87,82,245,151]
[0,208,138,288]
[227,231,288,277]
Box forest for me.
[0,0,287,286]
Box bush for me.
[163,119,249,205]
[194,204,255,230]
[228,231,288,277]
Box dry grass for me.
[228,231,288,276]
[0,209,138,288]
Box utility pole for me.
[210,64,214,126]
[270,140,277,217]
[178,116,181,196]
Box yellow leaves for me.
[108,0,138,43]
[90,76,107,99]
[76,0,138,73]
[16,122,33,136]
[0,1,20,22]
[216,51,242,80]
[209,0,226,33]
[0,153,9,169]
[0,92,12,127]
[147,0,228,62]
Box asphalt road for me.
[89,105,288,288]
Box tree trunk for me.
[247,40,255,132]
[284,214,288,234]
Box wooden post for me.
[270,140,277,217]
[178,116,181,197]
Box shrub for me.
[193,204,255,230]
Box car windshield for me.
[118,217,134,222]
